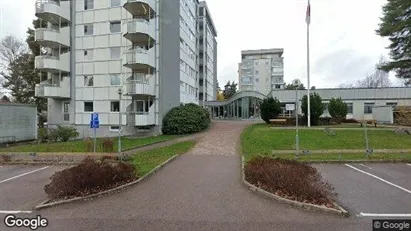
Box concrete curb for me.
[271,149,411,154]
[241,156,349,217]
[302,160,411,164]
[34,154,181,210]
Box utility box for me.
[372,105,394,124]
[0,103,38,143]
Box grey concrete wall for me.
[158,0,181,131]
[0,104,38,143]
[70,0,76,125]
[47,99,63,125]
[213,38,217,100]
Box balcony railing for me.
[35,0,70,22]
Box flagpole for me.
[306,0,311,127]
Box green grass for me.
[242,124,411,160]
[270,153,411,162]
[0,135,177,153]
[130,141,196,176]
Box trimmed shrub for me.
[244,156,335,206]
[55,125,79,142]
[162,103,211,135]
[329,97,348,121]
[301,93,325,126]
[260,97,282,124]
[44,157,137,200]
[48,128,59,143]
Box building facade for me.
[34,0,217,138]
[205,88,411,122]
[198,2,218,106]
[238,49,284,95]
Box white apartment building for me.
[34,0,218,138]
[238,49,284,95]
[198,2,217,106]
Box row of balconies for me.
[34,0,157,127]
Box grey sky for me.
[0,0,401,88]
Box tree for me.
[301,93,325,126]
[260,97,282,124]
[285,83,305,90]
[223,81,238,99]
[338,55,391,88]
[0,35,27,71]
[328,97,348,121]
[376,0,411,84]
[216,91,225,101]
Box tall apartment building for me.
[198,2,217,106]
[238,49,284,95]
[34,0,217,138]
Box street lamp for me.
[117,87,123,153]
[292,79,301,159]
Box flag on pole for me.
[306,1,311,25]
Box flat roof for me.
[242,48,284,56]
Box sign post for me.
[90,113,99,153]
[292,79,301,159]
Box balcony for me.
[35,27,70,49]
[123,19,156,43]
[123,48,155,72]
[125,79,155,96]
[134,112,155,126]
[35,0,70,23]
[35,53,70,73]
[123,0,156,17]
[35,77,70,99]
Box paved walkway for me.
[17,121,369,231]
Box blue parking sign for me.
[91,113,99,122]
[90,120,99,128]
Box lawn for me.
[270,153,411,162]
[242,124,411,159]
[130,140,196,176]
[0,135,177,153]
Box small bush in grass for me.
[48,128,59,143]
[38,128,48,143]
[162,103,211,135]
[44,157,137,200]
[56,125,79,142]
[328,97,348,122]
[244,156,335,206]
[101,137,114,153]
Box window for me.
[63,102,70,121]
[84,24,93,35]
[255,61,259,66]
[110,47,121,59]
[111,0,121,7]
[136,100,144,112]
[364,103,374,114]
[272,67,283,73]
[346,103,353,114]
[386,102,397,107]
[275,85,281,89]
[84,0,94,10]
[84,49,93,61]
[110,21,121,33]
[255,78,259,83]
[255,70,259,75]
[110,74,121,85]
[110,126,120,131]
[110,101,120,112]
[84,76,93,86]
[84,102,94,112]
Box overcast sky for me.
[0,0,401,88]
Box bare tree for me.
[0,35,27,70]
[337,55,391,88]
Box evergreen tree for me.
[301,93,325,126]
[376,0,411,84]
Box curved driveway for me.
[3,121,371,231]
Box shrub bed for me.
[162,103,211,135]
[244,156,335,207]
[44,157,137,200]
